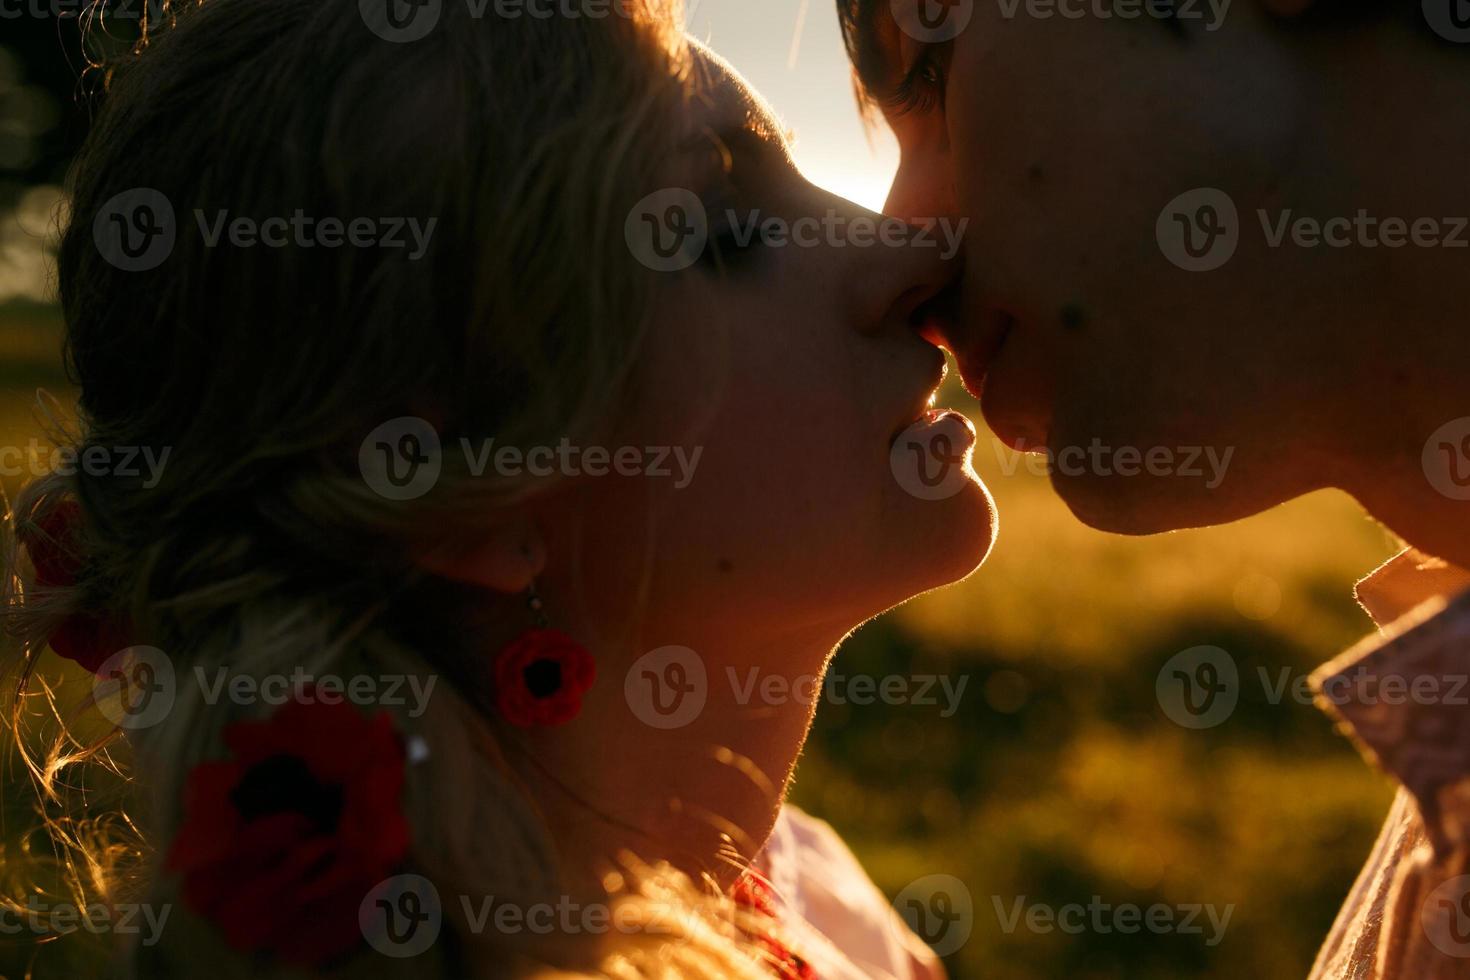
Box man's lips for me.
[948,308,1016,399]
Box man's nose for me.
[884,154,958,226]
[838,206,964,339]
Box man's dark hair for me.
[834,0,887,114]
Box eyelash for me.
[698,182,759,273]
[882,45,948,117]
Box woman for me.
[2,0,993,976]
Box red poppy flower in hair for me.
[23,499,130,674]
[165,692,411,968]
[494,628,596,727]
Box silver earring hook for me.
[526,580,549,629]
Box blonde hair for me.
[2,1,776,976]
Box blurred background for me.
[1,3,1400,978]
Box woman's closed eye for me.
[702,220,761,271]
[693,126,792,274]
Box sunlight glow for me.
[688,0,900,214]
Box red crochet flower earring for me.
[24,500,132,674]
[493,582,595,727]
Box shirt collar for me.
[1311,547,1470,858]
[1354,548,1470,629]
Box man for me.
[836,0,1470,975]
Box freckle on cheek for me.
[717,559,734,574]
[1026,164,1045,184]
[1060,304,1087,331]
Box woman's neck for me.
[511,625,839,895]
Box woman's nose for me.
[839,205,965,339]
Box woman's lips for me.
[916,408,977,445]
[887,409,980,500]
[924,407,975,429]
[889,407,978,450]
[889,349,955,446]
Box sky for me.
[685,0,900,212]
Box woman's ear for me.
[416,516,547,594]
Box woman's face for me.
[555,49,995,652]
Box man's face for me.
[858,1,1434,533]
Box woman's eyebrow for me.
[679,117,795,179]
[721,122,794,167]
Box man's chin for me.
[978,384,1050,454]
[1053,484,1186,537]
[1048,470,1254,537]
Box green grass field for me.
[0,300,1398,979]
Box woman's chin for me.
[885,475,997,596]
